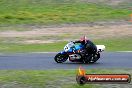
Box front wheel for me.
[54,53,68,63]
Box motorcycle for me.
[54,41,105,63]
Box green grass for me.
[0,0,131,25]
[0,37,131,53]
[0,69,131,88]
[94,37,132,51]
[0,41,67,53]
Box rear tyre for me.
[54,53,68,63]
[89,53,100,63]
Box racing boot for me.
[80,50,91,63]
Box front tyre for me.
[54,53,68,63]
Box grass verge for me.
[0,0,131,25]
[0,37,132,53]
[0,69,131,88]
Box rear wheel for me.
[89,53,100,63]
[54,53,68,63]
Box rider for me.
[73,36,97,63]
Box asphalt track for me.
[0,52,132,69]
